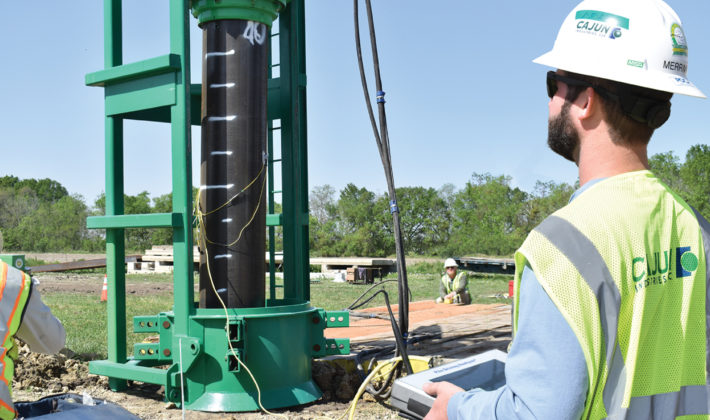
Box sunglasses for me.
[546,71,594,98]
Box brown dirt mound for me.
[14,345,107,394]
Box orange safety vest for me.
[0,262,32,419]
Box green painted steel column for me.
[170,0,195,338]
[104,0,127,392]
[267,118,277,300]
[279,1,309,302]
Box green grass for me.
[24,257,50,267]
[126,273,176,283]
[41,269,511,358]
[406,261,442,275]
[43,293,173,359]
[309,271,510,310]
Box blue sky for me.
[1,1,709,206]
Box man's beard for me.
[547,102,579,162]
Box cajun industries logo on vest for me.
[632,246,699,291]
[575,10,629,40]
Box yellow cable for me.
[345,357,402,420]
[199,164,266,216]
[196,165,268,247]
[193,169,288,420]
[225,171,267,247]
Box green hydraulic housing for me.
[85,0,349,411]
[0,254,26,272]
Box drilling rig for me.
[86,0,350,411]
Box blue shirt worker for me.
[423,0,710,419]
[436,259,471,305]
[0,261,65,419]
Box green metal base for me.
[90,302,350,413]
[188,378,320,412]
[180,303,323,411]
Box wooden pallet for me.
[128,245,285,274]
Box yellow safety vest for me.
[513,171,710,419]
[0,262,32,420]
[441,271,468,295]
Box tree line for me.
[1,145,708,256]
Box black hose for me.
[382,289,413,374]
[353,0,411,369]
[349,287,413,391]
[366,363,400,399]
[347,278,413,312]
[347,279,399,310]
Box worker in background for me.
[436,258,471,305]
[424,0,709,419]
[0,261,65,419]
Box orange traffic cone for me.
[100,275,108,302]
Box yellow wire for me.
[193,167,288,420]
[345,357,402,420]
[199,164,266,217]
[224,172,266,247]
[197,165,268,247]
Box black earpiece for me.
[645,101,671,129]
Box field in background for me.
[39,262,510,359]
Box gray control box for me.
[390,349,507,419]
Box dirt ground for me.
[13,270,511,419]
[13,346,398,419]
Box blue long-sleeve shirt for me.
[446,179,603,420]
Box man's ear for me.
[577,86,599,121]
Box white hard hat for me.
[444,258,457,268]
[534,0,705,98]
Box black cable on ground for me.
[362,289,410,398]
[354,0,412,376]
[347,279,413,312]
[347,279,398,310]
[380,289,412,374]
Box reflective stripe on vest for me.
[0,262,31,419]
[536,215,622,415]
[441,271,467,294]
[0,383,13,420]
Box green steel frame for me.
[86,0,349,411]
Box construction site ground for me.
[14,272,511,419]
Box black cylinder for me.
[199,20,268,308]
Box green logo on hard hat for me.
[575,10,630,40]
[671,23,688,56]
[575,10,630,29]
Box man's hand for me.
[422,381,464,420]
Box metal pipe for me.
[199,19,268,308]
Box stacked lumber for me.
[128,245,285,274]
[128,245,199,274]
